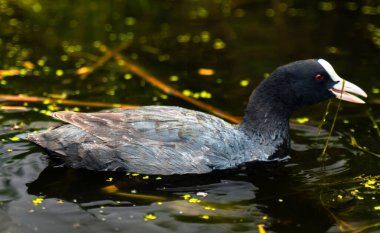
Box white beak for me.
[318,59,367,104]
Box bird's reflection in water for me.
[27,162,335,233]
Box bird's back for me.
[28,106,249,174]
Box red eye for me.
[314,74,324,81]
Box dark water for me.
[1,1,380,232]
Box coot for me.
[28,59,367,175]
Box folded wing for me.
[29,106,242,174]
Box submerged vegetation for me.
[0,0,380,232]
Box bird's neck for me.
[237,75,298,158]
[238,96,293,140]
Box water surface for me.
[0,1,380,232]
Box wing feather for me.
[30,106,243,174]
[52,106,225,143]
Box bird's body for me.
[28,59,367,175]
[28,106,288,174]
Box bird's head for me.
[282,59,367,107]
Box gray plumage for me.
[28,106,283,174]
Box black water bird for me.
[28,59,367,175]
